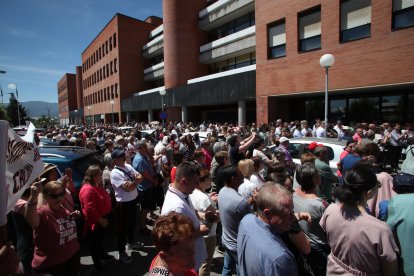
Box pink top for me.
[320,204,398,275]
[202,148,213,170]
[149,254,197,276]
[367,172,397,217]
[32,205,80,270]
[79,183,112,230]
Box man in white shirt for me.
[161,161,208,271]
[110,148,144,264]
[316,121,326,138]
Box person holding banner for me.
[25,180,81,275]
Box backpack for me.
[393,172,414,194]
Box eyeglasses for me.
[48,191,66,199]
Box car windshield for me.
[72,153,104,179]
[303,144,335,161]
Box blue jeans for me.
[222,246,238,276]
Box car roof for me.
[289,137,347,146]
[39,146,97,161]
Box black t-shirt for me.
[229,145,244,165]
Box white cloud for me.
[0,63,66,77]
[7,27,37,39]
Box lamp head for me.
[320,54,335,68]
[8,83,16,90]
[110,100,114,105]
[159,88,166,96]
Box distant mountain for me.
[20,101,58,118]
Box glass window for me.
[348,97,379,123]
[236,54,251,68]
[408,93,414,122]
[305,99,324,120]
[382,95,403,122]
[340,0,371,42]
[392,0,414,29]
[330,99,347,121]
[268,19,286,59]
[298,7,321,52]
[288,143,302,159]
[228,58,236,70]
[235,14,251,32]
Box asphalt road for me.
[79,211,229,276]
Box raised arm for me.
[25,181,42,228]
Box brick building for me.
[57,73,77,125]
[256,0,414,124]
[58,0,414,125]
[80,13,162,124]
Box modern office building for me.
[123,0,257,124]
[256,0,414,124]
[80,13,162,124]
[58,0,414,125]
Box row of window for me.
[82,33,117,73]
[58,94,68,103]
[305,92,414,124]
[58,82,67,93]
[209,52,256,74]
[208,12,255,41]
[83,59,118,89]
[84,84,119,106]
[268,0,414,59]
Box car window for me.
[288,143,302,159]
[72,153,104,180]
[303,144,335,161]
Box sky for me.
[0,0,163,104]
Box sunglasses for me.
[48,191,66,200]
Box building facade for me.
[256,0,414,124]
[57,73,77,125]
[58,0,414,125]
[80,13,162,124]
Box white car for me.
[268,137,347,175]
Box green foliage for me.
[6,94,28,126]
[0,105,8,121]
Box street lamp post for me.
[87,106,91,125]
[8,83,20,126]
[110,100,114,124]
[159,88,166,128]
[319,54,335,138]
[74,109,78,125]
[0,70,5,105]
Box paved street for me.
[79,212,229,276]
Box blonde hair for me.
[238,159,254,178]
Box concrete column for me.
[238,100,246,126]
[126,112,131,123]
[181,106,188,123]
[148,109,153,123]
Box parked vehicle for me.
[39,146,104,189]
[267,137,347,175]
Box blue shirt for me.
[237,214,298,276]
[132,152,155,191]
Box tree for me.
[6,93,28,126]
[0,104,8,121]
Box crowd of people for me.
[2,118,414,275]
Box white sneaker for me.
[127,241,144,250]
[118,252,132,264]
